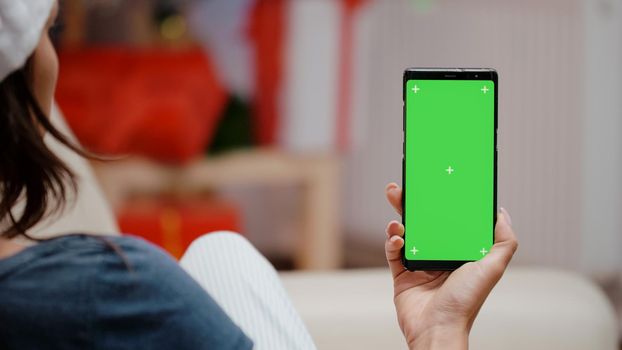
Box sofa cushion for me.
[280,267,618,350]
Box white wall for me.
[581,0,622,274]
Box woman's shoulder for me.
[0,234,253,349]
[0,233,174,283]
[0,233,188,296]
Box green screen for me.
[404,79,494,261]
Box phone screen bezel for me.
[401,68,498,271]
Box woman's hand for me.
[384,183,518,350]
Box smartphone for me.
[402,68,498,271]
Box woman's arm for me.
[384,183,518,350]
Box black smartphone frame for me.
[401,68,498,271]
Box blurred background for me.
[51,0,621,343]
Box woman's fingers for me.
[386,220,405,238]
[385,220,406,278]
[478,208,518,281]
[500,207,512,227]
[385,183,403,215]
[384,183,407,278]
[385,220,449,293]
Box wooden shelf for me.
[92,148,343,270]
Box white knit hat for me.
[0,0,54,81]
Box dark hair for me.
[0,57,90,239]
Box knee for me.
[182,231,264,263]
[191,231,249,247]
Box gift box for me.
[117,195,242,259]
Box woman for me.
[0,1,517,349]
